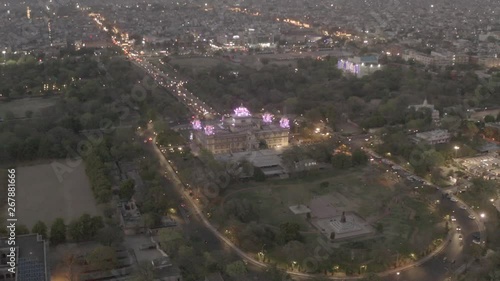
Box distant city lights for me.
[191,119,202,130]
[204,125,215,135]
[280,117,290,129]
[234,106,251,117]
[262,113,274,123]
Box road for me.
[139,130,223,254]
[131,55,218,118]
[356,146,483,281]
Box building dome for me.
[233,106,251,117]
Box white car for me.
[459,205,467,210]
[450,197,458,203]
[468,215,476,220]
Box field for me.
[16,162,101,228]
[219,166,444,266]
[0,97,58,118]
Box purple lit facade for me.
[204,125,215,135]
[262,113,274,123]
[234,106,251,117]
[337,59,360,75]
[280,117,290,129]
[191,119,202,130]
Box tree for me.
[484,115,496,123]
[86,246,117,271]
[352,149,369,166]
[225,261,247,278]
[253,166,266,182]
[282,240,307,263]
[50,218,66,245]
[263,264,291,281]
[119,179,135,201]
[32,221,48,238]
[16,224,30,235]
[224,198,258,223]
[158,228,184,256]
[68,214,104,242]
[277,222,302,244]
[96,226,124,247]
[331,153,352,169]
[131,261,157,281]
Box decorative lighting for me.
[337,60,360,74]
[262,113,273,123]
[204,125,215,135]
[191,119,202,130]
[234,106,251,117]
[280,117,290,129]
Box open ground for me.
[16,162,101,228]
[0,97,59,118]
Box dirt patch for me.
[16,162,101,228]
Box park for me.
[213,165,447,276]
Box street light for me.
[454,146,460,158]
[480,213,485,219]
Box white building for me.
[414,129,451,144]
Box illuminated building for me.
[193,106,289,154]
[337,56,381,77]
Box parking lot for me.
[456,155,500,179]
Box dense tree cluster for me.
[179,57,497,131]
[85,149,113,203]
[68,214,104,242]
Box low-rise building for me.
[0,234,50,281]
[414,129,451,144]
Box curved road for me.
[150,132,482,281]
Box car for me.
[458,234,463,240]
[472,232,480,240]
[459,205,467,210]
[472,239,481,244]
[451,216,456,222]
[450,197,459,202]
[469,215,476,220]
[456,226,461,231]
